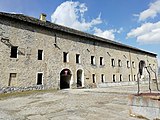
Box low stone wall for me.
[97,81,149,88]
[0,85,44,93]
[128,93,160,120]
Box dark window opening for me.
[76,54,80,63]
[113,74,116,82]
[10,46,18,58]
[129,74,131,81]
[37,73,43,85]
[139,61,145,75]
[101,74,104,83]
[127,61,130,68]
[111,59,115,67]
[100,57,103,65]
[134,75,136,81]
[118,59,122,67]
[77,69,82,87]
[63,52,68,62]
[132,61,135,68]
[92,74,96,83]
[38,50,43,60]
[120,74,122,81]
[91,56,95,65]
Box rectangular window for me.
[91,56,95,65]
[8,73,17,86]
[111,59,115,67]
[38,50,43,60]
[92,74,96,83]
[113,74,116,82]
[37,73,43,85]
[127,61,130,68]
[129,74,131,81]
[132,61,135,68]
[118,59,122,67]
[100,57,104,66]
[63,52,68,62]
[120,74,122,81]
[10,46,18,58]
[134,75,136,81]
[76,54,80,63]
[101,74,105,83]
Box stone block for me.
[128,93,160,120]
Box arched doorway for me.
[77,69,83,87]
[60,69,72,89]
[139,60,146,78]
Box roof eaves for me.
[0,12,157,56]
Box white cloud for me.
[138,0,160,21]
[51,1,122,41]
[94,27,123,40]
[94,28,116,40]
[127,21,160,44]
[51,1,102,32]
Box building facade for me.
[0,12,158,90]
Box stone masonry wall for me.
[0,17,158,90]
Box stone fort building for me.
[0,12,158,90]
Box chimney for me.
[40,13,47,22]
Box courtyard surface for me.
[0,84,159,120]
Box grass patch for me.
[0,89,57,100]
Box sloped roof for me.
[0,12,157,56]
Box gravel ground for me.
[0,84,159,120]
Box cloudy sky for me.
[0,0,160,65]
